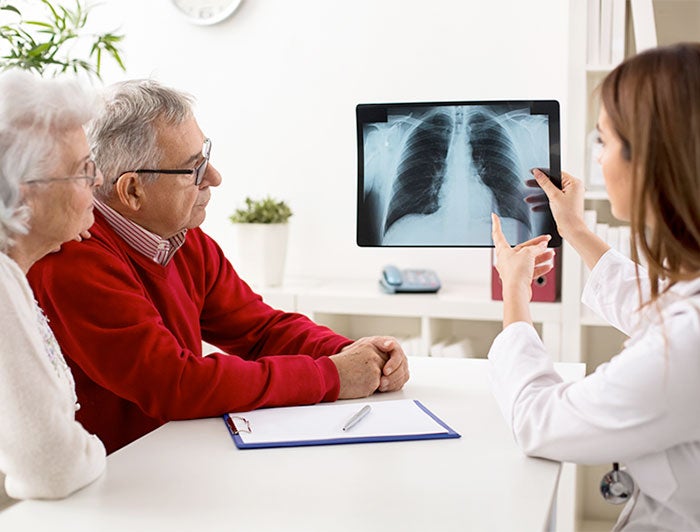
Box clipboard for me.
[222,399,460,449]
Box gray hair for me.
[0,69,98,251]
[87,79,194,199]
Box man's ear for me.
[114,173,145,211]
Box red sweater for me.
[28,212,351,453]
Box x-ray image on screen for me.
[356,100,561,247]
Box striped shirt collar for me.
[94,199,187,266]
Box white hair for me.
[87,79,194,200]
[0,69,99,251]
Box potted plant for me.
[0,1,125,80]
[229,196,293,287]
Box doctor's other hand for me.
[491,213,555,299]
[532,169,587,240]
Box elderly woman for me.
[0,70,106,500]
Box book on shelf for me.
[618,225,631,258]
[630,0,658,53]
[587,0,602,64]
[395,336,423,357]
[583,209,598,232]
[582,211,632,286]
[599,0,614,65]
[610,0,627,65]
[430,338,474,358]
[607,226,621,253]
[595,222,609,246]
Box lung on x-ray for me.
[356,100,561,247]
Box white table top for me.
[0,357,584,532]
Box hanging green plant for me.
[0,0,125,79]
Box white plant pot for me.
[231,223,289,287]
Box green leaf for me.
[0,5,21,16]
[40,0,59,21]
[24,21,55,30]
[27,42,53,57]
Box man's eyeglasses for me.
[115,138,212,186]
[24,159,99,188]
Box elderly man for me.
[28,79,409,453]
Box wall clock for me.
[171,0,243,26]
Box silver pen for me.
[342,404,372,431]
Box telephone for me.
[379,265,441,294]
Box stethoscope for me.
[600,462,635,504]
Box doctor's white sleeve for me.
[582,249,650,336]
[488,312,700,465]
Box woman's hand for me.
[491,213,555,327]
[531,169,586,241]
[530,169,611,271]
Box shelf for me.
[254,278,563,360]
[585,64,615,73]
[585,189,609,201]
[263,278,562,324]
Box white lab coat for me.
[488,249,700,531]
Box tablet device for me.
[356,100,561,247]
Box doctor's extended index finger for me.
[491,213,511,249]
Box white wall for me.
[91,0,571,284]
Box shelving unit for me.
[259,279,562,359]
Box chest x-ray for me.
[356,101,561,247]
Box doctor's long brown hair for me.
[600,42,700,306]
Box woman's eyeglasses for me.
[114,138,212,186]
[24,160,99,188]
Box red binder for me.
[491,247,561,302]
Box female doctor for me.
[489,43,700,530]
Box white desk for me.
[0,357,584,532]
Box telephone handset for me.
[379,265,441,294]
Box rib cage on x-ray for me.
[362,104,549,246]
[467,110,531,231]
[384,113,453,234]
